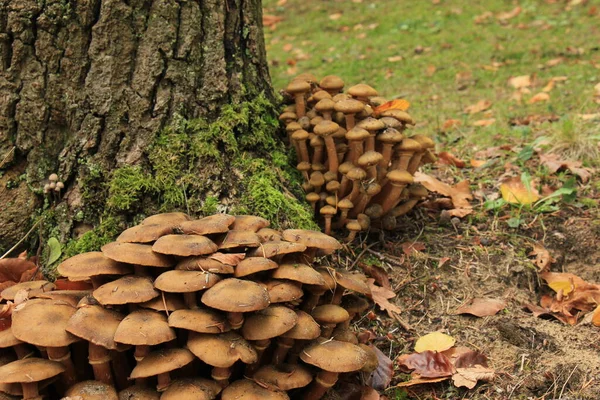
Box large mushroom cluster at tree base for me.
[281,74,435,238]
[0,213,377,399]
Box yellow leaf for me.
[528,92,550,104]
[414,332,456,353]
[472,118,495,127]
[470,159,486,168]
[508,75,531,89]
[548,280,574,295]
[500,177,540,205]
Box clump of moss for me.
[63,217,122,258]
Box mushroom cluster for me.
[0,213,377,399]
[281,74,435,237]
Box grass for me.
[264,0,600,156]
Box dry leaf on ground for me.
[472,118,496,127]
[367,278,401,316]
[360,387,380,400]
[370,345,393,390]
[209,252,246,266]
[497,6,521,20]
[373,99,410,116]
[262,15,283,27]
[470,159,487,168]
[437,152,466,167]
[442,119,462,131]
[397,350,455,378]
[529,243,555,272]
[455,298,506,317]
[414,172,473,217]
[401,241,425,256]
[453,366,495,389]
[539,271,593,295]
[592,305,600,327]
[508,75,532,89]
[539,153,593,182]
[500,176,540,205]
[414,332,456,353]
[359,262,391,289]
[464,100,492,114]
[528,92,550,103]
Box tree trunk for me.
[0,0,315,257]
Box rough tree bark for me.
[0,0,312,255]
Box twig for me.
[558,364,578,399]
[0,218,43,260]
[366,248,405,266]
[348,242,378,270]
[0,146,15,169]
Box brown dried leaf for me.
[524,302,576,325]
[442,119,462,131]
[508,75,532,89]
[539,153,593,182]
[360,387,380,400]
[359,262,391,289]
[0,258,38,283]
[529,243,554,272]
[262,15,283,27]
[401,242,426,256]
[455,298,506,317]
[414,173,473,217]
[592,305,600,327]
[472,118,496,127]
[464,100,492,114]
[437,152,466,168]
[370,345,393,390]
[209,252,246,266]
[329,12,342,20]
[397,351,455,378]
[367,278,401,316]
[452,366,495,389]
[496,6,522,20]
[394,375,449,387]
[528,92,550,104]
[470,159,487,168]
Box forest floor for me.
[264,0,600,399]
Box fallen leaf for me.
[401,242,426,256]
[500,176,540,205]
[372,99,410,117]
[529,243,554,272]
[387,56,403,63]
[508,75,531,89]
[414,332,456,353]
[360,387,380,400]
[394,375,449,387]
[0,258,38,283]
[367,278,402,315]
[414,172,473,217]
[370,345,393,390]
[329,12,342,20]
[546,58,564,67]
[496,6,521,20]
[442,119,462,131]
[452,366,495,389]
[425,65,437,76]
[464,100,492,114]
[437,152,466,168]
[472,118,495,127]
[397,350,455,377]
[455,298,506,317]
[359,262,391,289]
[282,43,293,52]
[209,252,246,266]
[470,159,487,168]
[539,153,593,182]
[539,271,591,295]
[524,302,576,325]
[595,82,600,96]
[442,347,488,368]
[592,305,600,327]
[262,15,283,27]
[474,11,493,24]
[528,92,550,104]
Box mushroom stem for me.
[272,337,294,365]
[88,343,114,386]
[227,312,244,330]
[303,370,339,400]
[407,151,426,174]
[183,292,197,309]
[301,288,326,313]
[378,143,395,180]
[379,183,409,215]
[14,343,35,359]
[111,350,132,390]
[212,366,231,388]
[323,137,339,174]
[46,346,78,387]
[330,288,345,305]
[21,382,40,400]
[389,199,419,217]
[245,339,270,375]
[156,372,172,392]
[134,345,150,362]
[344,113,356,130]
[345,180,360,204]
[294,94,306,118]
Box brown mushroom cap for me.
[253,364,313,391]
[281,310,321,340]
[117,385,160,400]
[241,305,298,341]
[57,252,132,280]
[101,242,174,268]
[234,257,278,278]
[140,213,191,226]
[333,270,371,296]
[129,348,195,379]
[116,224,174,244]
[0,329,22,349]
[341,294,370,315]
[378,128,404,143]
[300,340,369,373]
[12,299,78,347]
[140,294,186,312]
[0,358,65,383]
[312,304,350,324]
[345,127,370,142]
[66,305,126,350]
[168,308,230,333]
[160,378,222,400]
[221,379,290,400]
[311,90,332,102]
[272,262,326,286]
[154,270,221,293]
[358,151,384,168]
[313,120,339,137]
[256,228,283,242]
[319,76,344,92]
[348,83,378,99]
[179,214,235,235]
[381,109,415,124]
[219,231,261,249]
[247,242,307,258]
[175,257,234,274]
[281,229,342,252]
[114,310,175,346]
[387,169,414,185]
[398,138,421,152]
[187,332,257,368]
[411,134,435,149]
[356,117,385,132]
[261,280,304,304]
[93,276,158,305]
[64,380,118,400]
[152,235,218,257]
[201,279,270,312]
[314,99,336,115]
[334,99,364,114]
[286,79,311,94]
[230,216,270,232]
[0,281,55,301]
[380,116,403,129]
